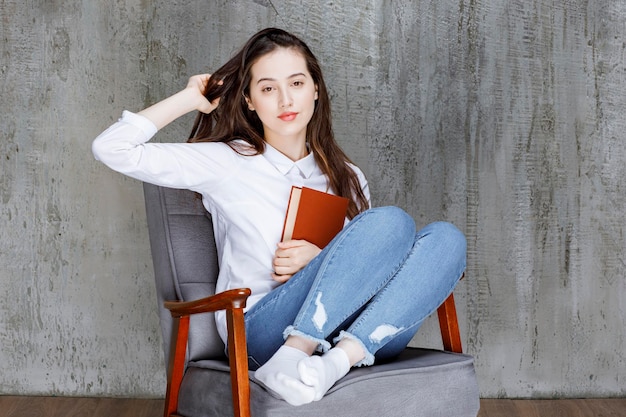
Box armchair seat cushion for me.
[177,348,480,417]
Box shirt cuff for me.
[119,110,158,139]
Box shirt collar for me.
[263,142,318,179]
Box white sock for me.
[254,346,316,406]
[297,347,351,401]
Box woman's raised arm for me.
[138,74,220,130]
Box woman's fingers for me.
[185,74,221,113]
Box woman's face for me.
[246,47,318,146]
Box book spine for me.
[281,186,302,242]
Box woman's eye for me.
[292,80,303,87]
[262,86,274,93]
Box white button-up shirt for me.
[92,111,370,343]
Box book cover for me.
[281,186,349,249]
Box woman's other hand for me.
[271,239,321,283]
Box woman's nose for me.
[279,89,293,108]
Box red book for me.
[281,186,349,248]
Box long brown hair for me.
[188,28,368,218]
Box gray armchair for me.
[143,182,480,417]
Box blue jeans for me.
[244,206,466,370]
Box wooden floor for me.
[479,399,626,417]
[0,396,164,417]
[0,396,624,417]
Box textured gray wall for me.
[1,0,624,399]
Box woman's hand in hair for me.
[271,240,322,283]
[138,73,220,129]
[185,74,220,114]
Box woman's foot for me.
[254,345,316,406]
[297,347,351,401]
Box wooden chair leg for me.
[164,316,190,417]
[437,292,463,353]
[226,308,251,417]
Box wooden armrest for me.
[163,288,252,417]
[436,273,465,354]
[164,288,251,317]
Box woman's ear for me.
[243,93,255,111]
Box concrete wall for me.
[1,0,624,398]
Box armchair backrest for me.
[143,183,225,366]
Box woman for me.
[92,27,466,406]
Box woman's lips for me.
[278,112,298,121]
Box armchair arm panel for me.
[163,288,252,417]
[164,288,251,317]
[436,272,465,353]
